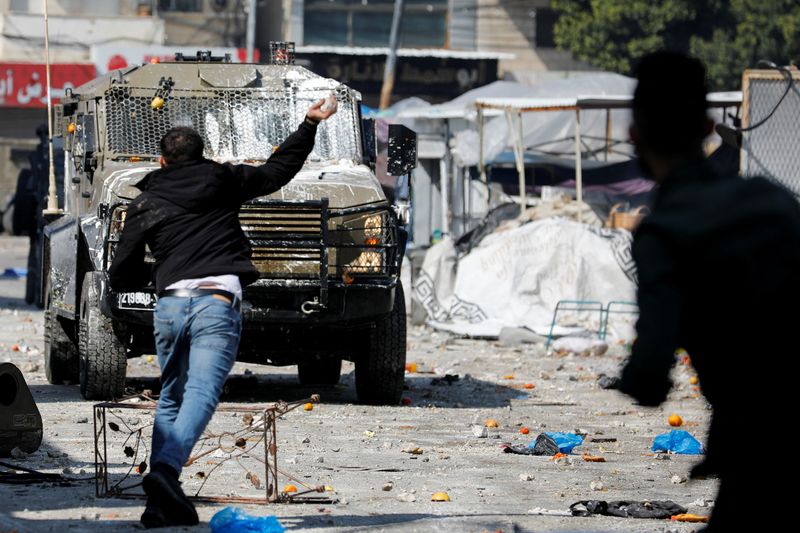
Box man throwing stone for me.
[109,98,337,527]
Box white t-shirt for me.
[165,274,242,301]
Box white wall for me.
[0,11,164,62]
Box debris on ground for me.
[397,492,416,502]
[570,500,688,519]
[431,374,460,386]
[535,432,583,454]
[9,447,28,460]
[652,430,704,455]
[597,373,621,390]
[551,337,608,356]
[210,507,285,533]
[498,327,545,346]
[581,454,606,462]
[671,513,710,523]
[472,425,489,438]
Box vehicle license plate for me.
[116,292,157,310]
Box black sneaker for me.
[142,465,199,526]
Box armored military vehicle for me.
[43,48,414,404]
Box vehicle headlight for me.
[331,211,393,278]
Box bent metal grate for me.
[104,86,361,163]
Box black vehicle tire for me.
[43,277,79,384]
[298,357,342,386]
[355,281,407,405]
[78,272,127,400]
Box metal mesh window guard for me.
[104,84,361,163]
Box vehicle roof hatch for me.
[199,66,258,88]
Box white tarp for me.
[413,217,637,338]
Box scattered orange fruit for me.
[431,491,450,502]
[668,414,683,427]
[689,376,699,385]
[551,452,568,460]
[484,419,499,428]
[11,344,19,352]
[67,123,76,133]
[303,403,314,411]
[405,362,418,373]
[519,427,530,435]
[523,383,535,389]
[283,484,298,493]
[150,96,165,109]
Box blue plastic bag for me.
[652,430,704,455]
[210,507,285,533]
[527,432,584,454]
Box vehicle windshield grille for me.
[104,86,361,162]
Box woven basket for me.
[608,203,649,231]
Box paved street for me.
[0,236,715,532]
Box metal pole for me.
[506,108,526,208]
[440,119,450,236]
[379,0,404,109]
[246,0,257,63]
[575,109,583,222]
[478,106,487,183]
[42,0,60,215]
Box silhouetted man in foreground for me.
[619,52,800,531]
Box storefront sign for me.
[0,63,96,108]
[296,52,499,105]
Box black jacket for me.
[619,160,800,475]
[109,121,318,293]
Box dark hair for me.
[632,51,709,155]
[160,127,204,164]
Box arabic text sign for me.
[0,63,97,108]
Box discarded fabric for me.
[210,507,285,533]
[652,430,704,455]
[570,500,688,519]
[534,432,584,454]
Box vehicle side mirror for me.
[361,118,377,167]
[387,124,417,176]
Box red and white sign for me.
[0,63,96,108]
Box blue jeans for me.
[150,295,241,474]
